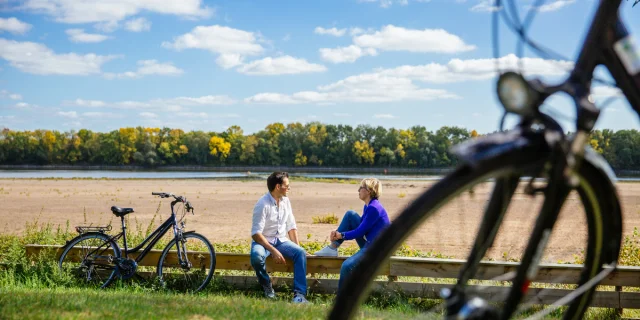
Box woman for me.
[314,177,390,290]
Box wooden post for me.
[616,285,623,317]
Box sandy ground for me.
[0,178,638,263]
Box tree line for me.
[0,123,638,171]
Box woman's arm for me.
[341,206,380,240]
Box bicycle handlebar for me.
[151,192,195,214]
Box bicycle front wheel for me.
[329,153,611,319]
[58,232,121,288]
[157,232,216,293]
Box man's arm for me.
[287,228,299,245]
[251,200,286,264]
[251,233,286,264]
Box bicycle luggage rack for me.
[75,225,112,234]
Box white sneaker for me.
[314,245,338,257]
[292,292,309,304]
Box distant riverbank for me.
[0,165,638,181]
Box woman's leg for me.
[332,210,366,249]
[338,248,366,290]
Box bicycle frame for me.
[105,198,185,264]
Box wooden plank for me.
[389,257,640,287]
[23,244,640,288]
[620,292,640,309]
[25,244,388,275]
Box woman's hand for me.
[330,230,343,241]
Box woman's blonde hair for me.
[360,178,382,199]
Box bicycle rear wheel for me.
[58,232,121,288]
[157,232,216,293]
[328,154,611,319]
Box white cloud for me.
[9,94,22,100]
[237,56,327,75]
[64,121,82,127]
[104,60,183,79]
[216,53,244,69]
[94,20,119,33]
[162,25,264,69]
[22,0,212,24]
[375,54,572,83]
[58,111,78,118]
[114,101,152,108]
[357,0,407,8]
[243,54,572,105]
[471,0,501,12]
[15,102,29,108]
[82,111,121,118]
[244,93,298,104]
[0,38,118,75]
[374,114,396,119]
[159,95,236,106]
[532,0,575,12]
[178,112,209,118]
[245,73,460,104]
[65,95,235,112]
[68,99,107,107]
[139,112,157,118]
[66,29,110,43]
[314,27,346,37]
[354,25,476,53]
[350,27,366,36]
[0,17,32,35]
[124,17,151,32]
[333,113,351,117]
[320,45,378,63]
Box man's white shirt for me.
[251,192,297,245]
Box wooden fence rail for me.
[24,244,640,310]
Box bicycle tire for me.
[328,154,611,320]
[157,232,216,293]
[58,232,121,289]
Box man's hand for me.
[330,230,342,241]
[270,248,286,264]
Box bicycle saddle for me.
[110,206,134,217]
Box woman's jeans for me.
[335,210,368,290]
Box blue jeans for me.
[250,239,307,295]
[335,210,368,290]
[333,210,366,249]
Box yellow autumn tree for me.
[209,136,231,160]
[353,140,375,165]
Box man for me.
[250,171,309,303]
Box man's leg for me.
[250,241,274,298]
[275,240,308,297]
[338,248,366,290]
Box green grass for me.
[3,217,640,319]
[0,287,418,320]
[312,213,339,224]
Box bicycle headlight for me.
[496,72,537,117]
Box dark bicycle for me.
[58,192,216,293]
[329,0,640,319]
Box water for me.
[0,169,638,182]
[0,170,446,181]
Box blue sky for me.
[0,0,639,134]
